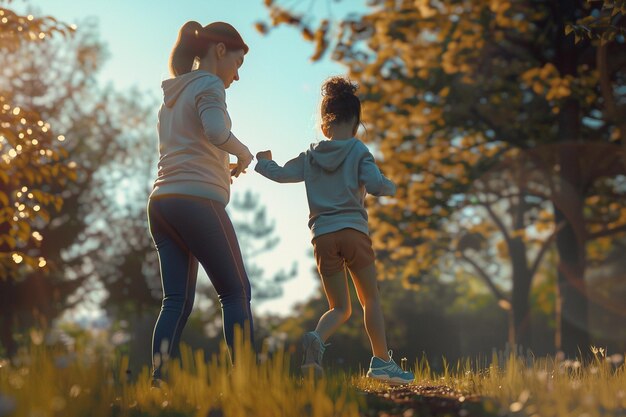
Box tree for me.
[0,10,161,355]
[258,0,626,356]
[0,4,81,355]
[0,5,77,277]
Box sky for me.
[22,0,365,317]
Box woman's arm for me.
[196,87,252,176]
[195,87,232,145]
[255,151,305,183]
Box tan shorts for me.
[312,228,376,276]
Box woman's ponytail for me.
[169,21,208,76]
[168,21,249,77]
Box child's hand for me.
[256,150,272,160]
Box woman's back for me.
[153,71,231,204]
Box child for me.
[254,76,414,384]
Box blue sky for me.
[24,0,364,316]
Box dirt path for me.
[358,384,490,417]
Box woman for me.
[147,20,254,385]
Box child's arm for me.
[358,152,396,196]
[255,150,305,183]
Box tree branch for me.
[529,220,566,278]
[460,252,509,302]
[479,199,513,245]
[587,222,626,240]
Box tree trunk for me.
[553,0,590,358]
[511,239,532,348]
[554,201,589,357]
[510,194,532,348]
[0,281,17,357]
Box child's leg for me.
[349,263,390,361]
[315,268,352,342]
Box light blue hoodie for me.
[255,138,396,239]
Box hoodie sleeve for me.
[358,151,396,197]
[255,153,305,183]
[195,82,232,146]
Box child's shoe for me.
[366,350,414,385]
[300,331,327,377]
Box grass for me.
[0,333,625,417]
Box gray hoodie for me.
[151,70,247,205]
[255,138,396,239]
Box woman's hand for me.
[231,148,253,178]
[256,150,272,160]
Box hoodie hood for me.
[162,71,222,108]
[309,138,359,171]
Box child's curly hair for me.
[321,76,361,134]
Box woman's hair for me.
[169,21,249,76]
[320,76,361,133]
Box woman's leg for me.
[349,263,390,360]
[156,197,254,361]
[148,199,199,381]
[196,200,254,357]
[314,268,352,342]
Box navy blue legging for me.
[147,195,254,380]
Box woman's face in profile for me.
[216,48,245,89]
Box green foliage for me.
[566,0,626,44]
[0,6,77,279]
[0,7,162,357]
[259,0,626,353]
